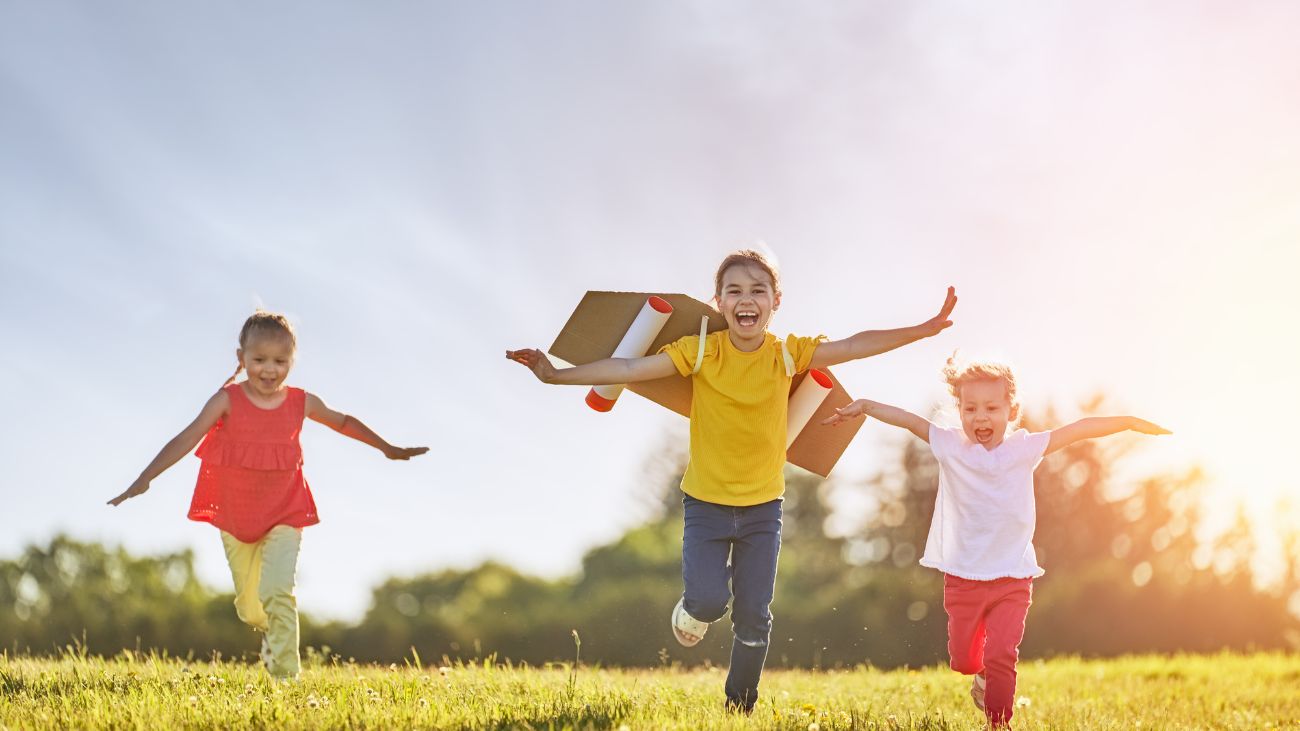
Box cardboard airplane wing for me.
[548,291,863,478]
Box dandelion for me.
[1016,696,1031,708]
[438,666,451,677]
[802,703,818,713]
[306,695,320,709]
[808,723,821,731]
[245,683,256,692]
[188,695,198,705]
[418,698,430,708]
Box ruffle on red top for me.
[195,437,302,471]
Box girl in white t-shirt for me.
[824,357,1168,728]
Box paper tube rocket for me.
[585,296,674,411]
[786,368,833,448]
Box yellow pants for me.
[220,525,303,679]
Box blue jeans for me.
[681,494,783,711]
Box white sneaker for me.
[970,672,986,712]
[670,598,709,647]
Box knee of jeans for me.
[685,592,730,623]
[731,611,772,647]
[949,656,982,675]
[731,598,772,627]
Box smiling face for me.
[237,334,295,399]
[717,263,780,351]
[957,377,1019,449]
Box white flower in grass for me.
[306,695,320,709]
[808,723,821,731]
[418,698,430,708]
[1016,696,1031,708]
[188,695,199,705]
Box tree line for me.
[4,405,1296,667]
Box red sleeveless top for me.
[188,383,319,542]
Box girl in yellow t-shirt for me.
[508,250,956,713]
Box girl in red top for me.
[108,311,427,678]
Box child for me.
[508,250,957,712]
[108,311,427,679]
[823,356,1169,727]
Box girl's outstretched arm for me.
[822,398,932,442]
[506,349,679,385]
[306,393,429,460]
[809,287,957,369]
[107,390,230,506]
[1046,416,1171,455]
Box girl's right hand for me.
[1129,417,1172,435]
[506,348,557,384]
[822,400,868,426]
[384,446,430,461]
[107,479,150,506]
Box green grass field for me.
[0,651,1296,730]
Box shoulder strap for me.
[693,316,708,374]
[779,337,795,377]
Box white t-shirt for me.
[919,424,1051,580]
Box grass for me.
[0,650,1297,730]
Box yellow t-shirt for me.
[660,330,824,506]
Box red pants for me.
[943,574,1033,727]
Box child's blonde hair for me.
[223,311,297,387]
[941,352,1020,420]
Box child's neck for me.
[727,329,767,352]
[241,382,290,409]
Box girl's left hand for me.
[1130,418,1172,435]
[919,286,958,337]
[107,478,150,506]
[384,446,429,461]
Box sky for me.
[2,1,1298,621]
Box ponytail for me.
[223,363,243,388]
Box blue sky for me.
[3,2,1298,620]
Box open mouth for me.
[974,428,995,442]
[735,310,759,328]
